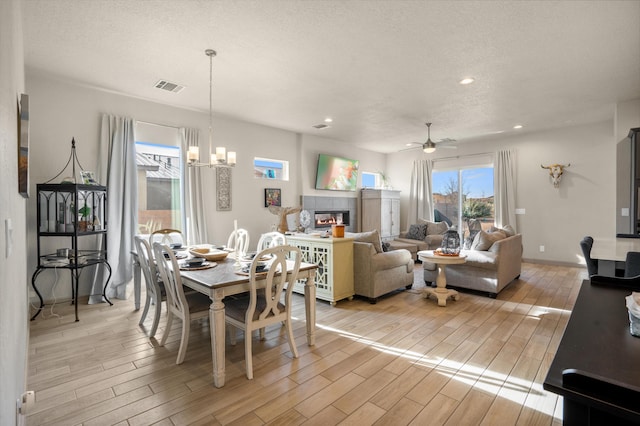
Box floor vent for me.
[154,80,185,93]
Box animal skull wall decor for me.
[541,163,570,188]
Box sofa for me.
[393,219,449,260]
[346,230,415,303]
[423,230,522,298]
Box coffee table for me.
[418,250,467,306]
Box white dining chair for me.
[227,228,250,255]
[224,244,302,379]
[134,236,166,338]
[153,242,211,365]
[149,228,184,247]
[256,231,287,251]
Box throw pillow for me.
[350,230,384,253]
[471,230,507,251]
[463,229,480,250]
[488,225,516,237]
[405,223,427,241]
[427,221,449,236]
[382,241,391,252]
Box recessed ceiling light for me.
[459,77,475,85]
[324,117,333,123]
[513,124,523,129]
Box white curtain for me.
[180,127,207,245]
[494,149,517,231]
[90,114,137,303]
[408,159,434,224]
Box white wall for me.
[388,119,620,265]
[0,0,29,424]
[24,72,386,301]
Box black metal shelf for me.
[32,183,112,322]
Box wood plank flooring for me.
[27,262,584,425]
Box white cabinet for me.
[361,189,401,241]
[286,234,354,306]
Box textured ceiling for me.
[22,0,640,153]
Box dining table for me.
[590,237,640,276]
[179,256,318,388]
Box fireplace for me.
[301,195,357,232]
[314,211,350,228]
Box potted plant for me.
[78,205,91,231]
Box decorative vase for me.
[440,226,461,255]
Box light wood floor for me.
[27,262,585,426]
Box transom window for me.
[254,157,289,181]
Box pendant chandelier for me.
[187,49,236,168]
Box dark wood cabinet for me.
[616,128,640,237]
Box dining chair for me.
[256,231,287,251]
[152,242,211,365]
[580,236,598,277]
[227,228,250,255]
[150,228,184,247]
[625,251,640,277]
[225,244,302,379]
[134,236,166,338]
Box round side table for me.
[418,250,467,306]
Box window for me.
[135,141,183,234]
[361,171,391,189]
[254,157,289,181]
[362,171,382,188]
[432,165,494,236]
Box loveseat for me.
[346,230,415,303]
[393,220,449,260]
[423,231,522,298]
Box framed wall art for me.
[216,166,232,211]
[18,93,30,198]
[264,188,281,207]
[80,170,98,185]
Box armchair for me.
[348,230,415,304]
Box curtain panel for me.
[91,114,137,303]
[494,149,517,231]
[408,159,434,224]
[180,127,208,245]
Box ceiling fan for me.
[402,122,457,153]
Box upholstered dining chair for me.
[152,242,211,365]
[227,228,250,255]
[580,236,598,277]
[256,231,287,251]
[225,244,302,379]
[134,236,166,338]
[150,228,184,247]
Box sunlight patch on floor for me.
[310,305,560,419]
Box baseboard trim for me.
[522,258,584,268]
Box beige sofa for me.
[423,233,522,297]
[347,231,415,303]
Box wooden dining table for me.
[179,256,318,388]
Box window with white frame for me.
[254,157,289,181]
[432,156,494,236]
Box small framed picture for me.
[80,171,98,185]
[264,188,281,207]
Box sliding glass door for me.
[432,166,494,236]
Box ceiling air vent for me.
[312,123,330,130]
[154,80,185,94]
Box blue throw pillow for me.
[406,223,427,241]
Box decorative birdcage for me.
[440,226,461,255]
